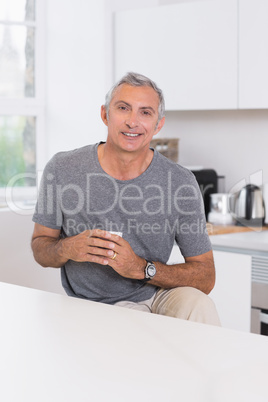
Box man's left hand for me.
[102,233,146,280]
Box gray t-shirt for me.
[33,143,211,304]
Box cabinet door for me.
[239,0,268,108]
[114,0,237,110]
[210,251,251,332]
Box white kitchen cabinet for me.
[210,250,252,332]
[239,0,268,108]
[114,0,238,110]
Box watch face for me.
[147,265,156,277]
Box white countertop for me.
[1,282,268,402]
[210,230,268,253]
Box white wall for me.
[46,0,107,159]
[158,110,268,193]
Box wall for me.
[46,0,107,159]
[159,110,268,192]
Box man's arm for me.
[149,250,215,295]
[96,236,216,295]
[31,224,65,268]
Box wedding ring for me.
[112,251,117,260]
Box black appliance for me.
[191,169,218,219]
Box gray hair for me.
[104,72,165,123]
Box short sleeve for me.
[32,155,63,230]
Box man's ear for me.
[154,116,165,135]
[101,105,108,126]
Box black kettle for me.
[229,184,265,227]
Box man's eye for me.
[142,110,151,116]
[118,106,127,110]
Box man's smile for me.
[122,132,141,137]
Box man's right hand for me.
[59,229,117,264]
[31,224,120,268]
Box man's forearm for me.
[150,256,215,295]
[31,237,68,268]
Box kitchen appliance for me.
[191,169,218,219]
[208,193,234,225]
[229,184,265,227]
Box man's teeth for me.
[123,132,140,137]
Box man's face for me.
[101,84,165,153]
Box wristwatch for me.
[144,260,156,281]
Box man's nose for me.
[125,111,138,128]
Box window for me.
[0,0,45,211]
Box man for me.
[31,72,220,326]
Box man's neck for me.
[97,142,154,181]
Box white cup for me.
[109,231,122,237]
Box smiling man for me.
[100,83,164,168]
[31,72,220,326]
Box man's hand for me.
[32,223,145,279]
[59,229,116,264]
[102,233,146,280]
[62,230,145,280]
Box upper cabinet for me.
[115,0,268,111]
[239,0,268,109]
[114,0,238,111]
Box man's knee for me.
[152,287,221,326]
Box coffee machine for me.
[190,169,218,220]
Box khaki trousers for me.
[115,287,221,327]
